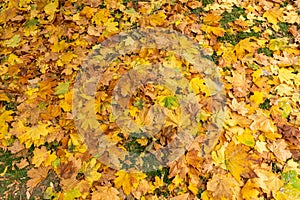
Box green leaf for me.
[162,96,178,109]
[63,189,81,200]
[54,82,70,95]
[4,35,21,48]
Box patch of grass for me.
[280,1,289,7]
[218,32,237,45]
[123,0,131,6]
[146,167,172,184]
[3,101,17,111]
[124,136,147,153]
[24,18,39,28]
[223,66,231,71]
[202,0,214,6]
[0,149,29,200]
[133,98,144,110]
[278,22,293,37]
[270,22,293,39]
[257,47,273,56]
[259,99,271,110]
[218,29,259,45]
[45,141,61,151]
[211,51,221,65]
[272,162,282,174]
[197,188,204,198]
[190,7,204,16]
[220,6,246,29]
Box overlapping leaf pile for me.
[0,0,300,199]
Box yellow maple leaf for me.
[18,123,51,148]
[250,91,264,105]
[269,38,288,51]
[234,38,259,59]
[203,13,222,26]
[32,146,48,167]
[92,9,110,25]
[249,110,278,137]
[225,142,252,181]
[207,173,241,199]
[278,68,295,85]
[237,128,255,147]
[241,179,260,200]
[3,34,21,48]
[201,24,225,37]
[211,144,226,169]
[104,18,119,33]
[114,170,147,195]
[149,12,166,26]
[51,40,66,53]
[92,186,120,200]
[0,108,13,141]
[253,169,284,196]
[57,52,77,67]
[60,90,72,112]
[189,77,210,96]
[44,0,58,21]
[263,6,283,25]
[252,68,263,85]
[80,6,96,19]
[82,158,102,185]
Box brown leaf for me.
[267,139,292,162]
[207,173,242,199]
[277,124,300,159]
[7,140,25,154]
[26,166,50,192]
[16,158,29,169]
[168,156,189,179]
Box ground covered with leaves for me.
[1,0,300,199]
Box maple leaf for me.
[225,142,253,181]
[276,170,300,200]
[63,189,82,200]
[82,158,102,185]
[43,0,58,21]
[92,9,110,26]
[27,166,51,192]
[237,128,255,147]
[226,70,249,97]
[241,179,260,200]
[18,122,51,148]
[278,68,295,85]
[92,186,120,200]
[203,13,222,26]
[267,139,292,162]
[234,38,259,59]
[0,108,13,141]
[249,110,279,139]
[263,6,283,25]
[268,38,288,51]
[249,91,264,105]
[201,24,225,37]
[253,169,284,196]
[3,34,21,47]
[54,81,70,95]
[32,146,48,167]
[207,173,242,199]
[16,158,29,169]
[149,12,166,26]
[114,170,147,195]
[211,144,226,169]
[229,98,248,116]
